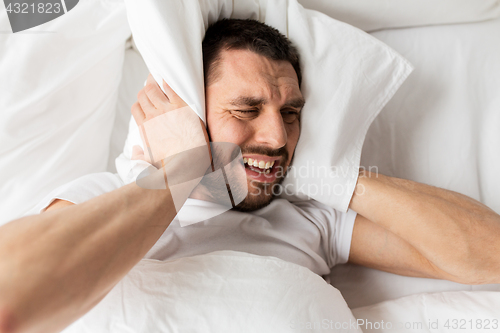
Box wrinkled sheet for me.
[62,251,362,333]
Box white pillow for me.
[119,0,412,212]
[352,291,500,333]
[107,44,149,173]
[0,0,131,225]
[298,0,500,32]
[62,251,362,333]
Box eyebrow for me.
[228,96,306,109]
[229,96,266,107]
[283,97,306,109]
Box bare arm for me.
[0,183,176,333]
[0,76,209,333]
[349,170,500,285]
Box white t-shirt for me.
[29,172,357,276]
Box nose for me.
[252,108,287,149]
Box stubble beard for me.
[232,163,289,212]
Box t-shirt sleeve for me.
[295,200,357,268]
[331,208,357,266]
[25,172,124,215]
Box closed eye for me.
[281,109,300,124]
[230,109,259,119]
[234,109,258,113]
[229,108,300,123]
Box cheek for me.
[207,113,250,146]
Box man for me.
[0,19,499,333]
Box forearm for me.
[0,183,175,333]
[0,74,210,333]
[350,171,500,284]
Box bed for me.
[1,0,499,332]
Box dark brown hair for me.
[202,19,302,87]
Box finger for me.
[137,86,156,110]
[131,101,146,126]
[145,74,170,108]
[162,79,177,102]
[163,80,187,107]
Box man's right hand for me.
[131,74,210,168]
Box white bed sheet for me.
[329,17,500,308]
[352,291,500,333]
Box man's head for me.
[202,19,304,212]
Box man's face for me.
[206,49,304,211]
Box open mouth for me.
[243,157,275,174]
[242,156,281,183]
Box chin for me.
[232,180,278,212]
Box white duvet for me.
[62,251,361,333]
[62,251,500,333]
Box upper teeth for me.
[243,158,274,170]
